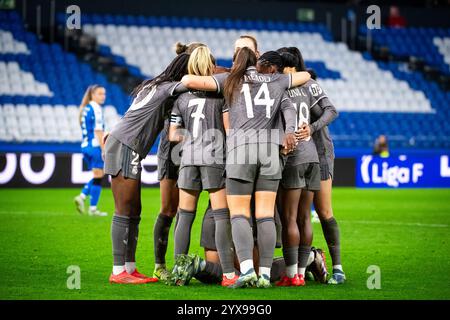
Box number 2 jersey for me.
[213,67,297,152]
[170,91,226,169]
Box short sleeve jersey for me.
[110,81,186,159]
[171,91,226,169]
[213,67,293,152]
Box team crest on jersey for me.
[309,83,323,97]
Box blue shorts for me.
[82,146,104,170]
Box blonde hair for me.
[187,46,215,76]
[78,84,102,124]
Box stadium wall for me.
[1,152,449,188]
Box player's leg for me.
[153,177,178,280]
[87,147,107,216]
[105,136,150,284]
[88,168,107,216]
[74,148,92,214]
[226,178,257,288]
[194,249,224,284]
[124,177,152,280]
[109,174,151,283]
[297,189,314,281]
[209,187,237,285]
[174,188,200,256]
[169,210,223,286]
[314,176,346,284]
[277,186,303,286]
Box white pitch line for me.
[340,220,448,228]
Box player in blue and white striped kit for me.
[74,84,108,217]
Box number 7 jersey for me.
[171,91,226,169]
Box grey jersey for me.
[110,81,186,159]
[157,119,171,160]
[285,84,319,165]
[171,91,226,169]
[303,79,338,161]
[214,67,296,151]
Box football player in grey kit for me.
[168,45,237,286]
[103,53,190,284]
[278,47,344,284]
[153,42,206,281]
[275,51,325,287]
[180,48,311,288]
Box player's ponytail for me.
[174,41,206,55]
[79,84,100,125]
[188,46,215,76]
[223,47,257,105]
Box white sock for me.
[125,262,136,274]
[155,263,166,270]
[79,193,86,200]
[113,265,125,275]
[89,206,97,212]
[259,267,271,279]
[200,259,206,271]
[298,267,306,276]
[240,259,254,274]
[286,264,297,278]
[307,251,315,266]
[333,264,343,272]
[224,272,235,280]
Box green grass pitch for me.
[0,187,449,300]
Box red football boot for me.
[109,271,150,284]
[129,269,158,283]
[290,274,305,286]
[221,274,239,287]
[275,276,292,287]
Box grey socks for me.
[195,261,223,284]
[231,215,254,263]
[298,245,312,269]
[153,213,173,264]
[174,209,196,256]
[125,216,141,263]
[321,217,341,265]
[213,208,235,274]
[111,214,130,266]
[283,246,298,267]
[256,217,276,268]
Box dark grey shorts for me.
[200,209,216,250]
[226,177,280,195]
[104,135,142,180]
[178,166,225,191]
[157,156,179,181]
[226,143,283,182]
[281,162,321,191]
[319,156,334,181]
